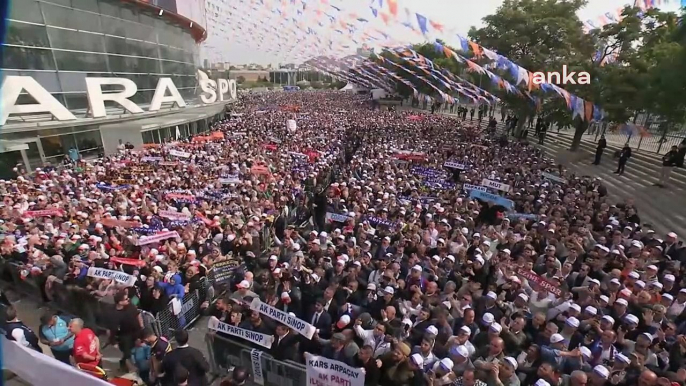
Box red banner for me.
[23,209,64,218]
[101,219,141,228]
[110,257,147,267]
[516,268,562,296]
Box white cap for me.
[599,295,610,303]
[585,306,597,315]
[535,380,551,386]
[629,271,640,279]
[624,314,639,324]
[550,333,565,344]
[580,346,592,359]
[486,291,497,299]
[517,293,529,302]
[459,326,471,335]
[663,293,674,301]
[237,280,250,289]
[566,317,580,328]
[367,283,377,291]
[610,278,621,285]
[426,325,438,335]
[615,353,630,364]
[569,303,581,313]
[602,315,615,325]
[635,280,646,288]
[383,286,395,295]
[504,356,518,370]
[668,232,678,238]
[664,274,676,282]
[411,264,422,271]
[482,313,494,325]
[593,365,610,379]
[647,265,658,271]
[451,345,469,357]
[410,353,424,367]
[439,358,454,371]
[615,298,628,307]
[490,323,502,333]
[269,255,278,261]
[475,256,485,265]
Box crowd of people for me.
[1,90,686,386]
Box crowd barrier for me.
[1,261,217,339]
[206,333,307,386]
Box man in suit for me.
[271,324,299,361]
[160,330,209,386]
[308,298,333,339]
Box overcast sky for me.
[197,0,682,66]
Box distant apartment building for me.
[229,70,269,82]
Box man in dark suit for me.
[271,324,299,361]
[354,345,381,385]
[308,299,333,339]
[160,330,210,386]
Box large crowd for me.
[2,91,686,386]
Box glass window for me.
[2,46,56,70]
[17,70,62,93]
[105,35,158,58]
[57,72,88,93]
[119,6,140,23]
[101,15,127,38]
[107,55,160,74]
[9,0,44,24]
[5,22,50,47]
[98,0,121,18]
[71,0,100,13]
[41,134,77,157]
[61,93,90,111]
[74,129,103,152]
[54,50,108,72]
[42,3,101,33]
[47,27,105,52]
[142,130,154,144]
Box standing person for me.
[538,123,547,145]
[70,318,102,368]
[38,311,74,364]
[5,305,43,352]
[593,135,607,165]
[161,330,210,386]
[615,143,632,175]
[656,145,680,187]
[470,108,475,121]
[109,289,144,372]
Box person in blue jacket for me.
[38,312,75,365]
[131,337,152,385]
[157,275,187,328]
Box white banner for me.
[542,172,567,184]
[251,349,265,386]
[250,298,316,340]
[287,119,297,131]
[169,149,191,158]
[207,317,274,349]
[87,267,137,286]
[136,231,180,246]
[481,178,511,192]
[159,210,191,221]
[462,184,488,192]
[305,352,365,386]
[444,161,466,169]
[218,174,241,184]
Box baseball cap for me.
[550,333,565,344]
[504,357,518,370]
[482,313,494,325]
[593,365,610,379]
[237,280,250,289]
[450,345,469,357]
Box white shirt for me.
[10,327,29,348]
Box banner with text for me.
[250,298,316,339]
[208,317,274,349]
[87,267,137,286]
[305,352,365,386]
[481,178,511,193]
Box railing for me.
[205,333,307,386]
[1,260,217,339]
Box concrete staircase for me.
[534,132,686,237]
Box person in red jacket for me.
[69,318,102,367]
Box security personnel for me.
[143,328,172,383]
[5,305,43,353]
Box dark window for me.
[74,130,103,152]
[41,134,77,157]
[107,55,160,74]
[47,27,105,52]
[53,50,108,72]
[2,46,56,70]
[98,0,121,18]
[5,22,50,47]
[9,0,44,24]
[42,3,101,33]
[62,93,90,111]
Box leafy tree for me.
[236,76,246,84]
[310,81,324,89]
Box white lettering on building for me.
[0,75,238,125]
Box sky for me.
[195,0,683,66]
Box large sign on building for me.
[0,73,237,126]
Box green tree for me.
[236,75,246,84]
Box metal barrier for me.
[1,261,220,339]
[206,333,307,386]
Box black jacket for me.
[160,346,210,386]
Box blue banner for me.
[508,213,539,221]
[469,189,514,210]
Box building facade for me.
[1,0,232,176]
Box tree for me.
[468,0,593,142]
[236,76,246,84]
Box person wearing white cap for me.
[230,280,258,302]
[667,289,686,318]
[498,356,519,386]
[352,317,391,359]
[591,365,610,383]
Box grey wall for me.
[99,123,144,155]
